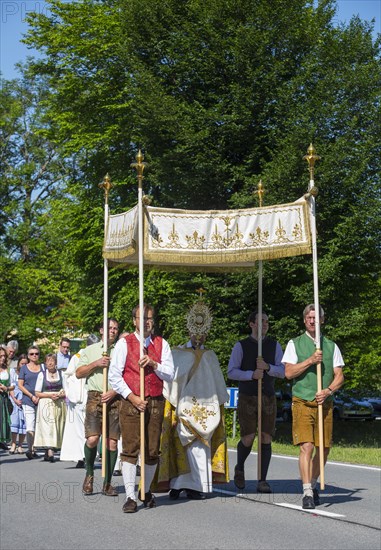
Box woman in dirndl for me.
[34,353,67,462]
[0,345,15,450]
[9,354,28,453]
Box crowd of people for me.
[0,302,344,513]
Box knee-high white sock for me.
[122,462,137,501]
[144,464,157,492]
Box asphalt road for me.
[1,447,380,550]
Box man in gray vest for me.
[228,310,285,493]
[283,304,344,510]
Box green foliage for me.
[0,0,379,390]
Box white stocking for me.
[144,464,157,493]
[122,461,137,501]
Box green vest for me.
[292,333,335,401]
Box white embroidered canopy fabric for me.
[103,198,312,270]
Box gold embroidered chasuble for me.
[153,348,229,491]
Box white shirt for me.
[35,370,61,392]
[109,332,175,399]
[282,332,344,367]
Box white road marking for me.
[215,488,346,518]
[274,502,345,517]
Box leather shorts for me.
[84,391,120,441]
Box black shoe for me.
[0,442,8,451]
[76,460,85,469]
[49,455,55,463]
[302,495,315,510]
[26,451,33,460]
[169,489,182,500]
[257,480,272,494]
[138,489,156,508]
[31,452,39,459]
[313,488,320,506]
[234,466,245,490]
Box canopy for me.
[103,197,311,270]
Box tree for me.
[10,0,380,388]
[0,73,84,346]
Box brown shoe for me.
[122,497,137,513]
[234,467,245,490]
[102,483,118,496]
[82,475,94,495]
[138,489,156,508]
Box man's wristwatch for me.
[327,387,334,396]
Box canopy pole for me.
[255,181,265,482]
[303,144,324,489]
[99,174,112,480]
[131,150,147,495]
[257,260,263,481]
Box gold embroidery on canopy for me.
[147,205,309,252]
[185,231,206,248]
[249,226,269,246]
[102,199,312,268]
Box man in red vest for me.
[109,303,175,513]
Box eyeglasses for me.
[134,317,154,321]
[29,352,39,356]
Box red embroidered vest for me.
[122,333,164,397]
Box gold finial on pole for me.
[99,173,113,203]
[303,143,320,183]
[254,179,265,207]
[131,149,147,189]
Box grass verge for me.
[227,419,381,467]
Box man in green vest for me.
[283,304,344,510]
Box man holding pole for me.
[76,318,120,496]
[283,304,344,509]
[109,303,175,514]
[228,310,284,493]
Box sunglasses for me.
[29,352,39,356]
